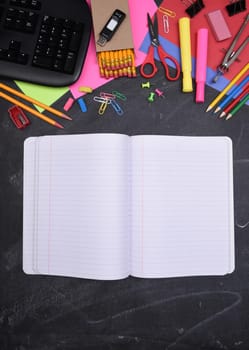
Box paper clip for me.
[8,105,30,129]
[110,99,124,116]
[98,100,109,115]
[112,90,127,100]
[159,6,176,17]
[163,15,170,33]
[93,96,111,104]
[100,92,116,100]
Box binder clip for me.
[8,105,30,129]
[226,0,246,16]
[183,0,205,18]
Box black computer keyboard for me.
[0,0,92,86]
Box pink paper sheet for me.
[70,0,157,98]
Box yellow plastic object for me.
[178,17,193,93]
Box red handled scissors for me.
[140,13,180,80]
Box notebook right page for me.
[131,136,234,278]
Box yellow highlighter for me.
[179,17,193,92]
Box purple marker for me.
[196,28,208,103]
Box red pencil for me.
[219,84,249,118]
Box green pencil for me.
[226,93,249,120]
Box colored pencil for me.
[206,62,249,112]
[0,83,71,120]
[214,75,249,113]
[220,85,249,118]
[226,93,249,120]
[0,91,64,129]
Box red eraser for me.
[206,10,232,41]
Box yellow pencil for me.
[0,83,71,120]
[110,50,115,70]
[105,51,110,70]
[0,91,64,129]
[206,62,249,112]
[114,50,118,69]
[97,53,104,77]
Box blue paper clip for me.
[110,99,123,116]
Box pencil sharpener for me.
[8,105,30,129]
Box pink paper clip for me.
[8,105,30,129]
[100,92,116,100]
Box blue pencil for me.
[214,75,249,113]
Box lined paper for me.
[23,134,130,280]
[131,135,234,278]
[23,134,234,280]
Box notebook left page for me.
[23,134,130,280]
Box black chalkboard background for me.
[1,58,249,350]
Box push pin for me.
[141,81,151,88]
[155,88,165,98]
[148,92,156,102]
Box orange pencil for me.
[0,83,71,120]
[0,91,63,128]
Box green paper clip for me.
[112,90,127,101]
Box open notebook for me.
[23,134,234,280]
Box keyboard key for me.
[17,52,28,64]
[9,40,21,51]
[53,59,64,72]
[68,30,82,52]
[32,55,53,69]
[64,51,76,73]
